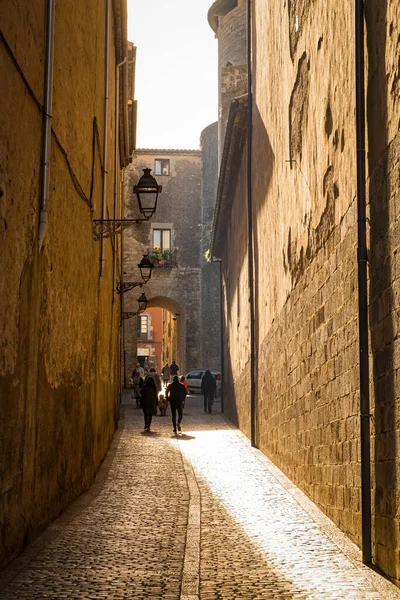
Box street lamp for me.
[134,168,162,219]
[93,169,162,240]
[137,292,148,312]
[116,254,154,294]
[138,254,154,283]
[122,292,149,320]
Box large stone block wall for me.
[122,151,202,380]
[366,0,400,579]
[0,0,122,568]
[214,0,400,585]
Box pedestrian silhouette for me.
[166,375,187,434]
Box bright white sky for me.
[127,0,218,150]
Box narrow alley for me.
[0,394,398,600]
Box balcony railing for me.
[148,248,178,268]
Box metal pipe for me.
[247,0,256,447]
[219,259,224,413]
[100,0,111,276]
[113,58,127,299]
[38,0,55,250]
[121,169,126,388]
[355,0,372,565]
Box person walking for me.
[161,363,171,388]
[166,375,187,434]
[140,377,158,432]
[145,368,162,414]
[201,369,216,413]
[170,360,179,377]
[131,362,144,408]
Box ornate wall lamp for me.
[122,292,149,320]
[116,254,154,294]
[93,168,162,240]
[134,168,162,219]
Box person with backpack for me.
[166,375,187,434]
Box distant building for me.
[122,149,203,380]
[136,307,163,371]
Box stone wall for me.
[122,150,202,381]
[215,0,247,160]
[211,0,400,586]
[200,123,221,371]
[0,0,125,568]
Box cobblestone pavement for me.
[1,392,400,599]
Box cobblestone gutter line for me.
[178,444,201,600]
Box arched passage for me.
[146,296,186,376]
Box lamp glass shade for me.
[138,254,154,283]
[137,292,148,312]
[134,168,162,219]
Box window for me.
[154,159,170,176]
[153,229,171,250]
[138,315,149,339]
[187,371,202,379]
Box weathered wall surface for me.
[252,0,360,546]
[212,0,400,586]
[122,150,202,380]
[0,0,123,568]
[216,0,247,159]
[220,147,251,435]
[200,123,221,371]
[366,0,400,581]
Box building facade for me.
[0,0,133,568]
[122,149,203,380]
[136,307,163,371]
[210,0,400,587]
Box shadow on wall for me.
[366,0,397,579]
[251,104,275,443]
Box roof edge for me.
[207,0,238,33]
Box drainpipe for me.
[355,0,372,565]
[212,258,224,412]
[247,0,256,447]
[113,58,127,299]
[100,0,111,277]
[219,259,224,413]
[38,0,55,250]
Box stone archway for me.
[146,296,186,376]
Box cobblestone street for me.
[1,392,399,600]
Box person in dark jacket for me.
[140,377,158,432]
[166,375,186,434]
[201,370,216,413]
[170,360,179,376]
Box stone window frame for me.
[137,314,149,339]
[151,223,174,250]
[154,158,170,176]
